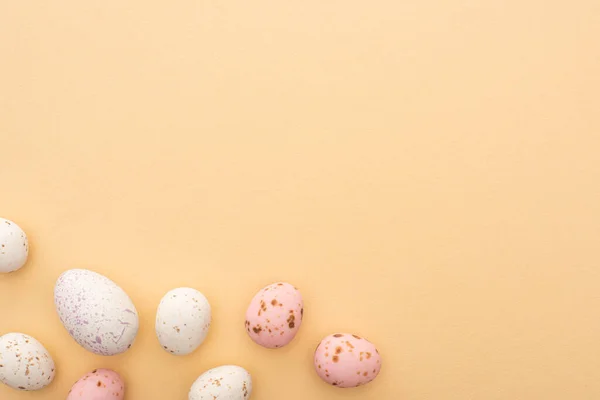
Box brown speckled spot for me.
[97,381,102,387]
[346,341,355,349]
[332,355,339,362]
[352,334,362,339]
[333,334,343,338]
[332,382,338,386]
[258,300,267,316]
[271,299,278,306]
[335,346,343,354]
[253,326,262,334]
[366,352,372,359]
[277,283,283,286]
[363,372,368,376]
[18,386,25,390]
[287,314,295,329]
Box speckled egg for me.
[155,287,211,355]
[67,368,124,400]
[245,282,303,349]
[314,333,382,388]
[0,333,55,391]
[189,365,252,400]
[54,269,139,356]
[0,218,29,273]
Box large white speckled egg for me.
[314,333,382,388]
[189,365,252,400]
[156,287,211,355]
[0,218,29,273]
[245,282,303,349]
[54,269,139,356]
[0,333,55,391]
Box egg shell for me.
[189,365,252,400]
[54,269,139,356]
[0,218,29,273]
[314,333,382,388]
[67,368,124,400]
[155,287,211,355]
[245,282,303,349]
[0,333,55,391]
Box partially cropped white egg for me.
[189,365,252,400]
[0,333,55,391]
[0,218,29,273]
[156,287,211,355]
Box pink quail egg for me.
[314,333,382,388]
[67,368,125,399]
[245,282,303,349]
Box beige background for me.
[1,1,599,399]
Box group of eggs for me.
[0,217,382,398]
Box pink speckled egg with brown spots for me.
[314,333,382,388]
[245,282,303,349]
[67,368,124,400]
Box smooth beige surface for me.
[1,1,599,399]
